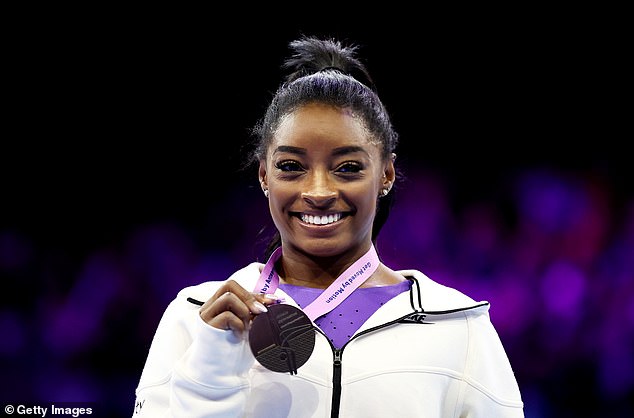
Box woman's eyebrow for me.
[273,145,306,155]
[273,145,368,157]
[332,146,368,156]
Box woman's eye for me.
[337,162,362,173]
[275,160,303,172]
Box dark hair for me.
[250,36,400,259]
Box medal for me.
[249,244,379,374]
[249,304,315,375]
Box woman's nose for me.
[301,171,337,206]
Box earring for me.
[380,188,389,197]
[264,189,269,198]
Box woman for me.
[133,35,524,417]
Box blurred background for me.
[1,8,632,418]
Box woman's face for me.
[259,103,394,259]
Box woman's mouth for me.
[299,213,344,225]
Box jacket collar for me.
[190,263,490,324]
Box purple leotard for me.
[280,280,411,349]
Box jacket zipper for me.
[323,277,430,417]
[331,349,342,418]
[322,317,406,418]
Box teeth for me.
[301,213,342,225]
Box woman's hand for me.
[199,280,278,338]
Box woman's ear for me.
[382,153,396,189]
[258,160,268,192]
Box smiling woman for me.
[258,103,396,263]
[132,35,524,417]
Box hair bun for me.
[282,35,376,91]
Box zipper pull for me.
[334,349,342,366]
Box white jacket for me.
[133,262,524,417]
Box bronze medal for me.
[249,304,316,375]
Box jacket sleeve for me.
[458,311,524,418]
[132,293,255,417]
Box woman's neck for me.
[276,244,366,288]
[275,244,403,289]
[276,253,356,289]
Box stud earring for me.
[380,188,389,197]
[263,189,269,198]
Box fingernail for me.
[264,294,286,304]
[253,301,268,313]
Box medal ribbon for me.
[253,244,380,321]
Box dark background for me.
[2,8,632,418]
